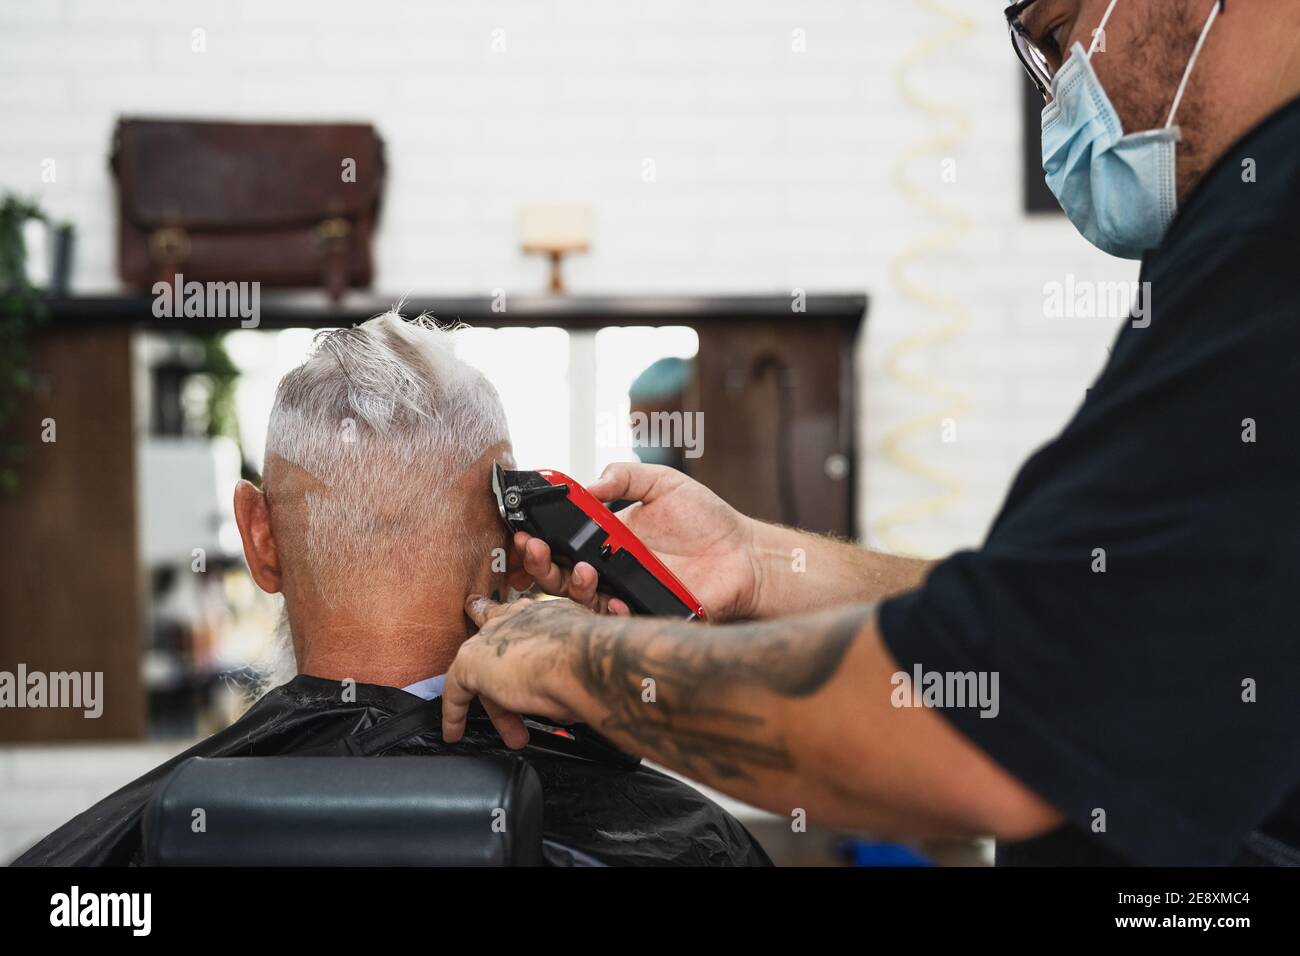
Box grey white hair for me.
[254,309,510,691]
[268,309,508,488]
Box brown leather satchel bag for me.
[111,118,385,301]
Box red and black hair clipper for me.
[492,463,707,621]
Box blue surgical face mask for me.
[1041,0,1222,260]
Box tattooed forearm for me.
[471,599,871,781]
[570,604,870,782]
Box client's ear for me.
[233,479,282,593]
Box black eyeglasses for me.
[1005,0,1054,100]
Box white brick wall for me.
[0,0,1139,555]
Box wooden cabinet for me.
[0,327,145,741]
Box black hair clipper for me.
[492,463,707,620]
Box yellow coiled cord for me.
[872,0,979,556]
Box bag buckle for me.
[316,217,352,243]
[148,226,191,265]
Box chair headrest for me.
[142,755,544,866]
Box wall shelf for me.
[44,292,868,332]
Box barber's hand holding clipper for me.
[507,462,762,621]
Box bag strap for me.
[316,217,352,302]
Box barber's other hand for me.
[442,595,594,748]
[511,462,758,622]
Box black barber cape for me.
[880,96,1300,866]
[12,675,770,867]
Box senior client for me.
[13,312,767,867]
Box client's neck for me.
[291,601,468,690]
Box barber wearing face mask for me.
[443,0,1300,866]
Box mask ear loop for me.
[1165,0,1225,127]
[1088,0,1124,59]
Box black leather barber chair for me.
[142,756,544,866]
